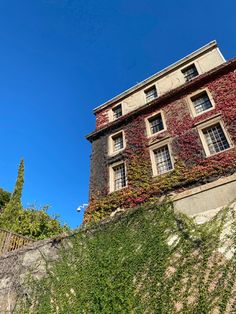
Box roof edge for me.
[93,40,219,114]
[87,57,236,142]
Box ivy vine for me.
[16,199,236,313]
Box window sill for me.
[204,146,234,158]
[192,106,215,118]
[108,148,125,157]
[152,168,174,178]
[194,113,221,128]
[108,185,128,194]
[146,128,166,139]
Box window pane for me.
[182,65,198,82]
[149,114,164,134]
[113,163,126,190]
[113,134,124,151]
[154,145,173,175]
[113,105,122,120]
[192,92,213,114]
[203,123,230,155]
[145,87,157,102]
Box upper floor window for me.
[110,162,127,192]
[145,86,158,103]
[146,112,165,137]
[112,132,124,152]
[191,91,213,115]
[108,131,125,156]
[149,114,164,134]
[112,104,122,120]
[153,145,173,175]
[182,64,198,82]
[202,123,230,155]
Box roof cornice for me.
[93,41,219,114]
[87,58,236,142]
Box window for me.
[188,89,215,117]
[145,86,158,103]
[148,114,164,135]
[110,163,127,191]
[196,116,233,157]
[146,112,165,137]
[108,131,125,155]
[182,64,198,82]
[153,145,173,175]
[112,133,124,152]
[112,104,122,120]
[202,123,230,155]
[191,92,213,114]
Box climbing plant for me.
[16,199,236,313]
[86,70,236,222]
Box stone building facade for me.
[85,41,236,223]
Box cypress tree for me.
[9,159,24,210]
[0,160,24,229]
[0,160,68,238]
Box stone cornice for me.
[86,58,236,142]
[93,41,219,113]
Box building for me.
[85,41,236,223]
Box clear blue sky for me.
[0,0,235,228]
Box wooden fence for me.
[0,228,34,255]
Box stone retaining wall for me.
[0,234,69,313]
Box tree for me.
[10,159,24,209]
[0,160,69,239]
[0,189,10,211]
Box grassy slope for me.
[17,201,236,313]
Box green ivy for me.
[16,199,236,313]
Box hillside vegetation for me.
[17,199,236,313]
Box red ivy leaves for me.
[85,68,236,222]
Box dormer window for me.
[182,64,199,82]
[112,104,122,120]
[145,86,158,103]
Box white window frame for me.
[108,130,126,156]
[187,88,215,117]
[144,84,158,103]
[109,161,127,193]
[196,116,233,157]
[149,139,174,177]
[109,103,123,121]
[145,110,167,138]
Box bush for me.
[0,160,69,239]
[0,188,10,210]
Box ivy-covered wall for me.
[16,201,236,313]
[85,61,236,223]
